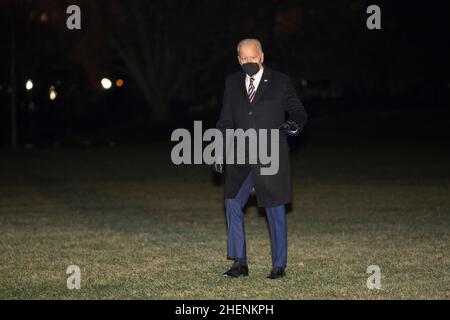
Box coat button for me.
[248,111,253,116]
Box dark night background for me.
[0,0,449,300]
[0,0,449,147]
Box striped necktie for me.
[247,77,256,103]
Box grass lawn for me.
[0,113,449,299]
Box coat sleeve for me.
[216,77,233,132]
[216,77,234,162]
[283,76,308,132]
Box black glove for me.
[278,120,301,136]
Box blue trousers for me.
[225,173,287,268]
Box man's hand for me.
[278,120,301,136]
[213,162,224,174]
[212,156,224,174]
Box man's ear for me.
[237,56,242,65]
[260,53,264,65]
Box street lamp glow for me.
[101,78,112,90]
[49,90,57,100]
[26,80,33,90]
[116,79,124,87]
[49,85,57,100]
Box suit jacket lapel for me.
[250,66,271,105]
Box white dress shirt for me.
[245,65,264,93]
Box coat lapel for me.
[239,71,248,103]
[251,66,271,105]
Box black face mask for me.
[241,62,260,76]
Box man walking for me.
[214,39,308,279]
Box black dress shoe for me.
[223,261,249,277]
[267,267,285,279]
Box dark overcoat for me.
[216,65,308,208]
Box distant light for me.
[40,12,48,23]
[101,78,112,90]
[49,85,57,100]
[116,79,124,87]
[26,80,33,90]
[50,91,57,100]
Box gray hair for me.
[236,38,263,55]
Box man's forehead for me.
[239,44,261,56]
